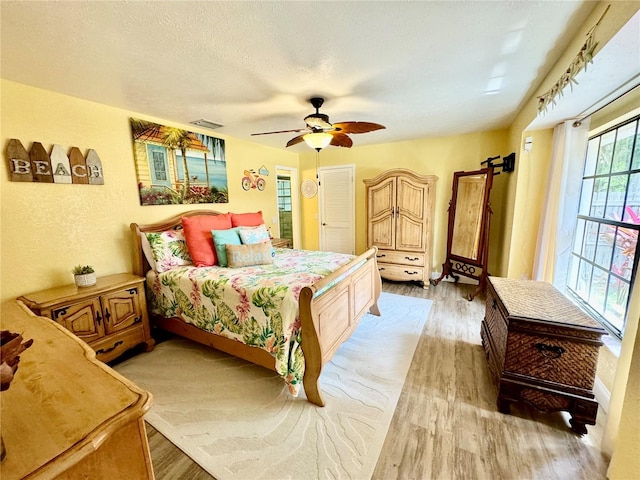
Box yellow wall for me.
[298,130,510,277]
[505,128,554,280]
[0,79,298,304]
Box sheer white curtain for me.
[532,119,590,290]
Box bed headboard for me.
[130,209,224,277]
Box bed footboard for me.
[299,247,381,406]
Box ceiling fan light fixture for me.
[303,132,332,151]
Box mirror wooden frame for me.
[431,167,494,300]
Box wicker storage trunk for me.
[480,276,606,434]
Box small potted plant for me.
[72,265,96,287]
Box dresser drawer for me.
[504,330,600,390]
[377,263,424,282]
[376,250,425,267]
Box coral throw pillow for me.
[231,211,265,227]
[182,213,232,266]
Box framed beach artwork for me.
[130,118,228,205]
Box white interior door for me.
[318,165,355,254]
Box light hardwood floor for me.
[143,280,610,479]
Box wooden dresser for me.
[480,277,607,434]
[18,273,155,363]
[1,300,154,479]
[364,169,437,288]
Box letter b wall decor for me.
[6,139,104,185]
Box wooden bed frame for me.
[130,210,382,406]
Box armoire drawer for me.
[376,250,425,267]
[377,263,424,282]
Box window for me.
[567,115,640,338]
[152,151,168,181]
[277,176,293,242]
[277,177,292,212]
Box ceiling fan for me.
[251,97,385,150]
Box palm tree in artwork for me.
[162,127,193,201]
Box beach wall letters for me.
[6,139,104,184]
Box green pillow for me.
[211,227,241,267]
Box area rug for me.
[114,292,432,480]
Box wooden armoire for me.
[364,169,438,287]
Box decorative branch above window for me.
[536,5,610,115]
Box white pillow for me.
[238,224,271,244]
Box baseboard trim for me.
[593,376,611,413]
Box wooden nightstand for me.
[18,273,155,363]
[272,238,292,248]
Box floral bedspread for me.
[146,248,355,395]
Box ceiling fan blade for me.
[251,128,309,136]
[286,134,306,148]
[329,132,353,148]
[332,122,385,134]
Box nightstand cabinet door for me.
[101,285,143,334]
[52,298,106,343]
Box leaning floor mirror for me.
[431,167,494,300]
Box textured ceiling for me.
[1,1,624,150]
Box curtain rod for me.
[572,77,640,127]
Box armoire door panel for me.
[397,178,426,220]
[370,216,395,249]
[369,178,395,219]
[396,216,426,251]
